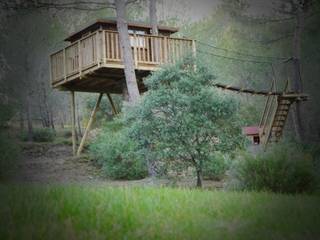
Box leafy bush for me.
[20,128,56,142]
[0,132,20,180]
[0,102,20,180]
[90,122,148,180]
[202,152,231,180]
[226,143,316,193]
[59,129,72,138]
[123,57,244,187]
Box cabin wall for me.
[69,23,173,43]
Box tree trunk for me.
[122,81,130,101]
[291,3,305,142]
[19,110,24,131]
[196,169,202,188]
[115,0,140,103]
[149,0,158,35]
[50,109,55,129]
[149,0,160,63]
[26,95,33,142]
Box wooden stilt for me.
[71,91,76,156]
[77,93,103,156]
[106,93,118,115]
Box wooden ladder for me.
[266,96,292,143]
[259,79,308,148]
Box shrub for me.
[123,57,244,187]
[60,129,72,138]
[20,128,56,142]
[0,102,20,180]
[226,143,316,193]
[89,122,148,180]
[202,152,231,180]
[0,132,20,180]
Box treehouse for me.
[50,19,196,156]
[50,19,195,93]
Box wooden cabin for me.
[50,19,195,94]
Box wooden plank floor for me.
[54,66,151,94]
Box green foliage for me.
[89,122,148,180]
[0,103,15,127]
[85,94,122,127]
[21,128,56,142]
[202,152,231,180]
[1,185,320,240]
[227,143,317,193]
[0,103,20,180]
[59,129,72,138]
[0,132,20,180]
[124,58,244,185]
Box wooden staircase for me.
[259,80,308,148]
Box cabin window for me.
[253,135,260,145]
[128,29,146,47]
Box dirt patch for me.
[9,142,223,189]
[12,142,103,184]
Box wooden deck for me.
[50,30,195,93]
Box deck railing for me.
[50,30,195,84]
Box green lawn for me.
[0,185,319,240]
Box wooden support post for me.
[71,91,76,156]
[77,93,103,156]
[106,93,118,115]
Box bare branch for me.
[125,0,140,5]
[0,0,116,10]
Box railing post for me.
[49,55,53,84]
[192,40,196,59]
[102,30,107,64]
[63,48,66,81]
[164,36,168,63]
[133,33,138,67]
[78,40,82,77]
[96,32,100,67]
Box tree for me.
[124,58,244,187]
[149,0,158,35]
[1,0,141,104]
[270,0,313,141]
[115,0,140,103]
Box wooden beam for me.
[106,93,118,115]
[71,91,77,156]
[77,93,103,156]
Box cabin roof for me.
[242,126,259,136]
[64,18,179,42]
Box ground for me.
[11,141,223,188]
[1,142,319,240]
[13,142,101,184]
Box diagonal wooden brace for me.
[77,93,103,156]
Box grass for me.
[0,185,319,240]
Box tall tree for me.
[115,0,140,103]
[275,0,312,141]
[149,0,158,35]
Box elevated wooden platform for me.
[50,30,195,93]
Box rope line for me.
[197,49,272,64]
[196,40,288,61]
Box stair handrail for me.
[259,78,278,145]
[259,78,275,129]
